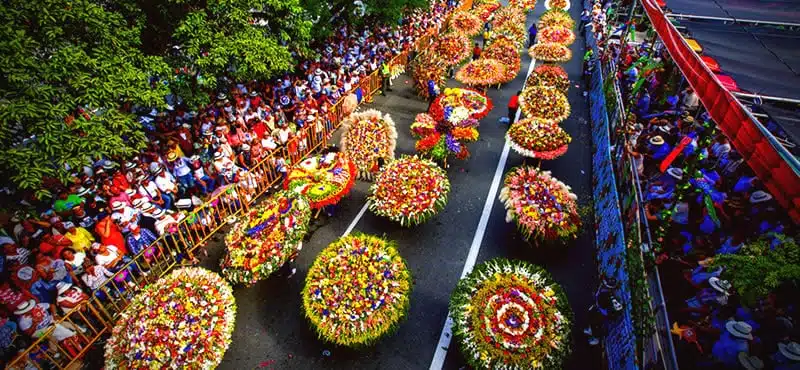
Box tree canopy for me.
[0,0,313,198]
[301,0,428,40]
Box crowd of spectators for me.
[0,2,453,366]
[585,1,800,369]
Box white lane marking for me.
[428,56,538,370]
[342,202,370,236]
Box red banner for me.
[640,0,800,222]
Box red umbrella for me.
[701,55,721,73]
[715,74,740,92]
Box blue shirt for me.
[712,332,749,367]
[427,80,437,96]
[528,24,537,37]
[651,143,672,161]
[126,228,158,256]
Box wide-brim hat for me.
[709,277,731,294]
[214,151,224,160]
[657,125,671,133]
[314,76,322,83]
[124,162,136,169]
[315,68,323,76]
[14,299,36,315]
[166,152,178,161]
[726,321,754,340]
[151,208,166,217]
[683,116,695,124]
[141,202,155,212]
[76,187,90,196]
[779,342,800,361]
[102,162,116,170]
[249,91,258,97]
[124,188,136,197]
[111,201,125,211]
[132,198,146,208]
[153,166,165,175]
[280,96,290,105]
[241,144,251,151]
[56,282,73,295]
[176,199,193,209]
[667,167,684,180]
[737,352,764,370]
[217,93,227,100]
[649,136,665,145]
[750,191,772,204]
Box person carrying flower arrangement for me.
[507,91,521,124]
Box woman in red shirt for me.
[94,216,127,255]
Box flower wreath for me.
[450,258,573,369]
[499,166,581,241]
[538,9,575,29]
[539,26,576,46]
[340,109,398,180]
[284,152,356,209]
[491,7,527,30]
[529,42,573,63]
[302,233,412,347]
[221,190,311,285]
[520,85,571,123]
[526,64,570,93]
[483,40,522,81]
[456,59,509,86]
[449,11,484,36]
[430,88,493,121]
[368,156,451,226]
[506,118,572,160]
[104,268,236,369]
[544,0,571,10]
[433,33,472,67]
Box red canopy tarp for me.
[641,0,800,223]
[701,55,720,73]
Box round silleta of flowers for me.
[450,258,573,369]
[539,26,576,46]
[544,0,571,10]
[526,64,570,93]
[449,11,484,36]
[340,109,398,180]
[221,190,311,285]
[499,166,581,242]
[520,85,571,123]
[529,42,573,63]
[456,59,509,86]
[368,156,451,226]
[284,152,356,209]
[433,33,472,66]
[302,233,412,347]
[538,9,575,30]
[105,267,237,369]
[506,118,572,160]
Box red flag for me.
[659,136,692,173]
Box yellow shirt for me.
[65,227,95,253]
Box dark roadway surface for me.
[198,2,601,369]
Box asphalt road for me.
[207,3,600,369]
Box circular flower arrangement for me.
[411,53,447,99]
[411,113,437,139]
[507,118,572,159]
[434,33,472,66]
[529,42,573,63]
[340,109,398,180]
[539,9,575,29]
[104,268,236,369]
[302,233,412,347]
[474,3,502,21]
[221,190,311,285]
[284,152,356,208]
[520,86,571,123]
[456,59,509,86]
[539,26,576,46]
[368,156,450,226]
[509,0,539,11]
[415,110,480,161]
[491,7,527,30]
[490,33,526,49]
[499,166,581,241]
[450,258,572,369]
[526,64,570,93]
[545,0,570,10]
[450,11,483,36]
[484,40,522,82]
[494,24,528,45]
[430,88,493,121]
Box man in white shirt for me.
[168,152,195,193]
[154,166,179,202]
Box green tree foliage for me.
[165,0,313,106]
[302,0,428,41]
[0,0,314,197]
[712,235,800,306]
[0,0,171,199]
